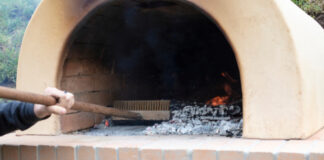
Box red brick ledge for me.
[0,134,323,160]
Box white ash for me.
[144,105,242,137]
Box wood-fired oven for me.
[16,0,324,139]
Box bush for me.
[0,0,40,85]
[292,0,324,17]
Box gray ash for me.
[169,100,242,117]
[144,101,242,137]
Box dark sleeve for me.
[0,101,40,136]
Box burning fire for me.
[206,72,235,107]
[206,96,229,106]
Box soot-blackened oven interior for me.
[60,0,242,134]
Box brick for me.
[164,150,188,160]
[80,59,98,74]
[140,149,162,160]
[3,135,320,160]
[94,75,115,91]
[192,150,216,160]
[68,43,101,59]
[96,147,117,160]
[119,148,138,160]
[20,145,37,160]
[219,151,244,160]
[247,141,285,160]
[38,145,56,160]
[277,141,313,160]
[60,112,96,133]
[63,59,82,76]
[95,63,111,75]
[74,91,113,105]
[247,152,274,160]
[309,141,324,160]
[217,139,258,160]
[278,153,305,160]
[64,59,98,76]
[310,153,324,160]
[90,91,113,105]
[61,76,95,93]
[78,146,95,160]
[57,146,76,160]
[2,144,19,160]
[94,64,105,75]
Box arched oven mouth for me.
[62,0,243,137]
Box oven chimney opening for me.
[63,0,243,137]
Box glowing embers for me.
[206,96,229,106]
[206,72,241,107]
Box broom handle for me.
[0,86,142,119]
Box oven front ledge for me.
[0,130,324,160]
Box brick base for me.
[0,134,324,160]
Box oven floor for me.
[72,125,148,136]
[72,102,243,137]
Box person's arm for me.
[0,87,74,136]
[0,101,39,136]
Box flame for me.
[206,72,238,107]
[206,96,229,107]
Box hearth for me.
[74,100,243,137]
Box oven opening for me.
[63,0,242,137]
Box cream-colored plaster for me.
[17,0,324,139]
[17,0,105,135]
[273,0,324,138]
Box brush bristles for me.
[113,100,170,111]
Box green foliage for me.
[0,0,40,84]
[292,0,324,17]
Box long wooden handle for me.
[0,86,142,119]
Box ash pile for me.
[144,101,243,137]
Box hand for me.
[34,87,75,119]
